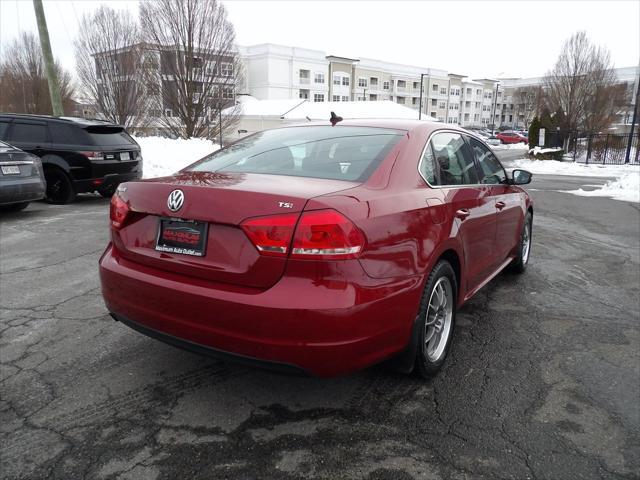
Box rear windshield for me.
[84,126,137,146]
[188,126,405,182]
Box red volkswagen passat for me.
[99,120,533,378]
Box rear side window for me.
[189,126,404,182]
[423,132,479,185]
[9,123,48,144]
[468,136,506,184]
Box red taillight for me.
[291,209,365,259]
[80,151,103,161]
[241,209,365,260]
[240,213,297,257]
[110,194,130,230]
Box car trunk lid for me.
[112,171,358,288]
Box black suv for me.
[0,114,142,203]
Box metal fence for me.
[541,130,640,164]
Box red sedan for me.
[99,120,533,378]
[496,131,528,144]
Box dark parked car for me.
[0,140,46,211]
[100,120,533,378]
[0,114,142,203]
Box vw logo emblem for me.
[167,189,184,212]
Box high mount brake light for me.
[241,209,365,260]
[110,193,130,230]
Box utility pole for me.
[418,73,426,120]
[490,81,499,135]
[624,72,639,164]
[33,0,63,116]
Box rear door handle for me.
[455,208,471,220]
[495,201,506,210]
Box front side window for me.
[342,76,350,86]
[188,126,404,182]
[333,75,341,85]
[422,132,479,186]
[313,93,324,102]
[314,73,325,84]
[358,78,368,87]
[468,136,506,184]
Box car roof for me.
[0,113,122,128]
[283,118,463,135]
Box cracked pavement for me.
[1,171,639,480]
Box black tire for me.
[414,260,458,378]
[98,185,117,198]
[45,168,76,204]
[509,212,532,274]
[0,202,29,212]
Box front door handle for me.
[495,201,506,210]
[455,208,471,220]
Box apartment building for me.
[238,44,501,128]
[238,43,639,131]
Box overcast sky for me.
[1,0,638,79]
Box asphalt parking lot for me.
[1,170,639,479]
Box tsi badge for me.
[167,189,185,212]
[278,201,293,209]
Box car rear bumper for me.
[99,243,423,377]
[0,177,46,205]
[75,171,142,193]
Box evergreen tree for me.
[528,116,540,148]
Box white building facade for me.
[238,43,638,131]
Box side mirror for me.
[511,169,532,185]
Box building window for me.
[432,84,438,92]
[440,87,447,95]
[333,95,341,101]
[437,117,444,122]
[474,114,479,121]
[370,94,377,101]
[397,97,405,104]
[370,77,378,86]
[299,89,309,99]
[413,81,420,90]
[431,99,437,106]
[476,89,482,95]
[314,73,325,84]
[439,101,446,109]
[358,77,368,87]
[221,87,234,99]
[465,101,471,107]
[342,96,349,101]
[299,69,310,83]
[476,102,481,108]
[220,62,233,77]
[412,97,418,105]
[333,75,341,85]
[431,112,437,118]
[314,93,325,102]
[466,88,472,95]
[383,81,390,90]
[342,76,350,86]
[397,80,406,89]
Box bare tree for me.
[74,6,148,127]
[0,32,74,114]
[514,86,544,128]
[139,0,242,139]
[544,31,619,137]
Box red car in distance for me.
[496,131,528,144]
[99,120,533,378]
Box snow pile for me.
[565,172,640,203]
[284,100,431,121]
[508,158,640,178]
[135,136,219,179]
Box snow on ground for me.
[563,172,640,203]
[508,158,640,177]
[528,146,563,155]
[135,136,219,179]
[508,158,640,203]
[492,143,529,151]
